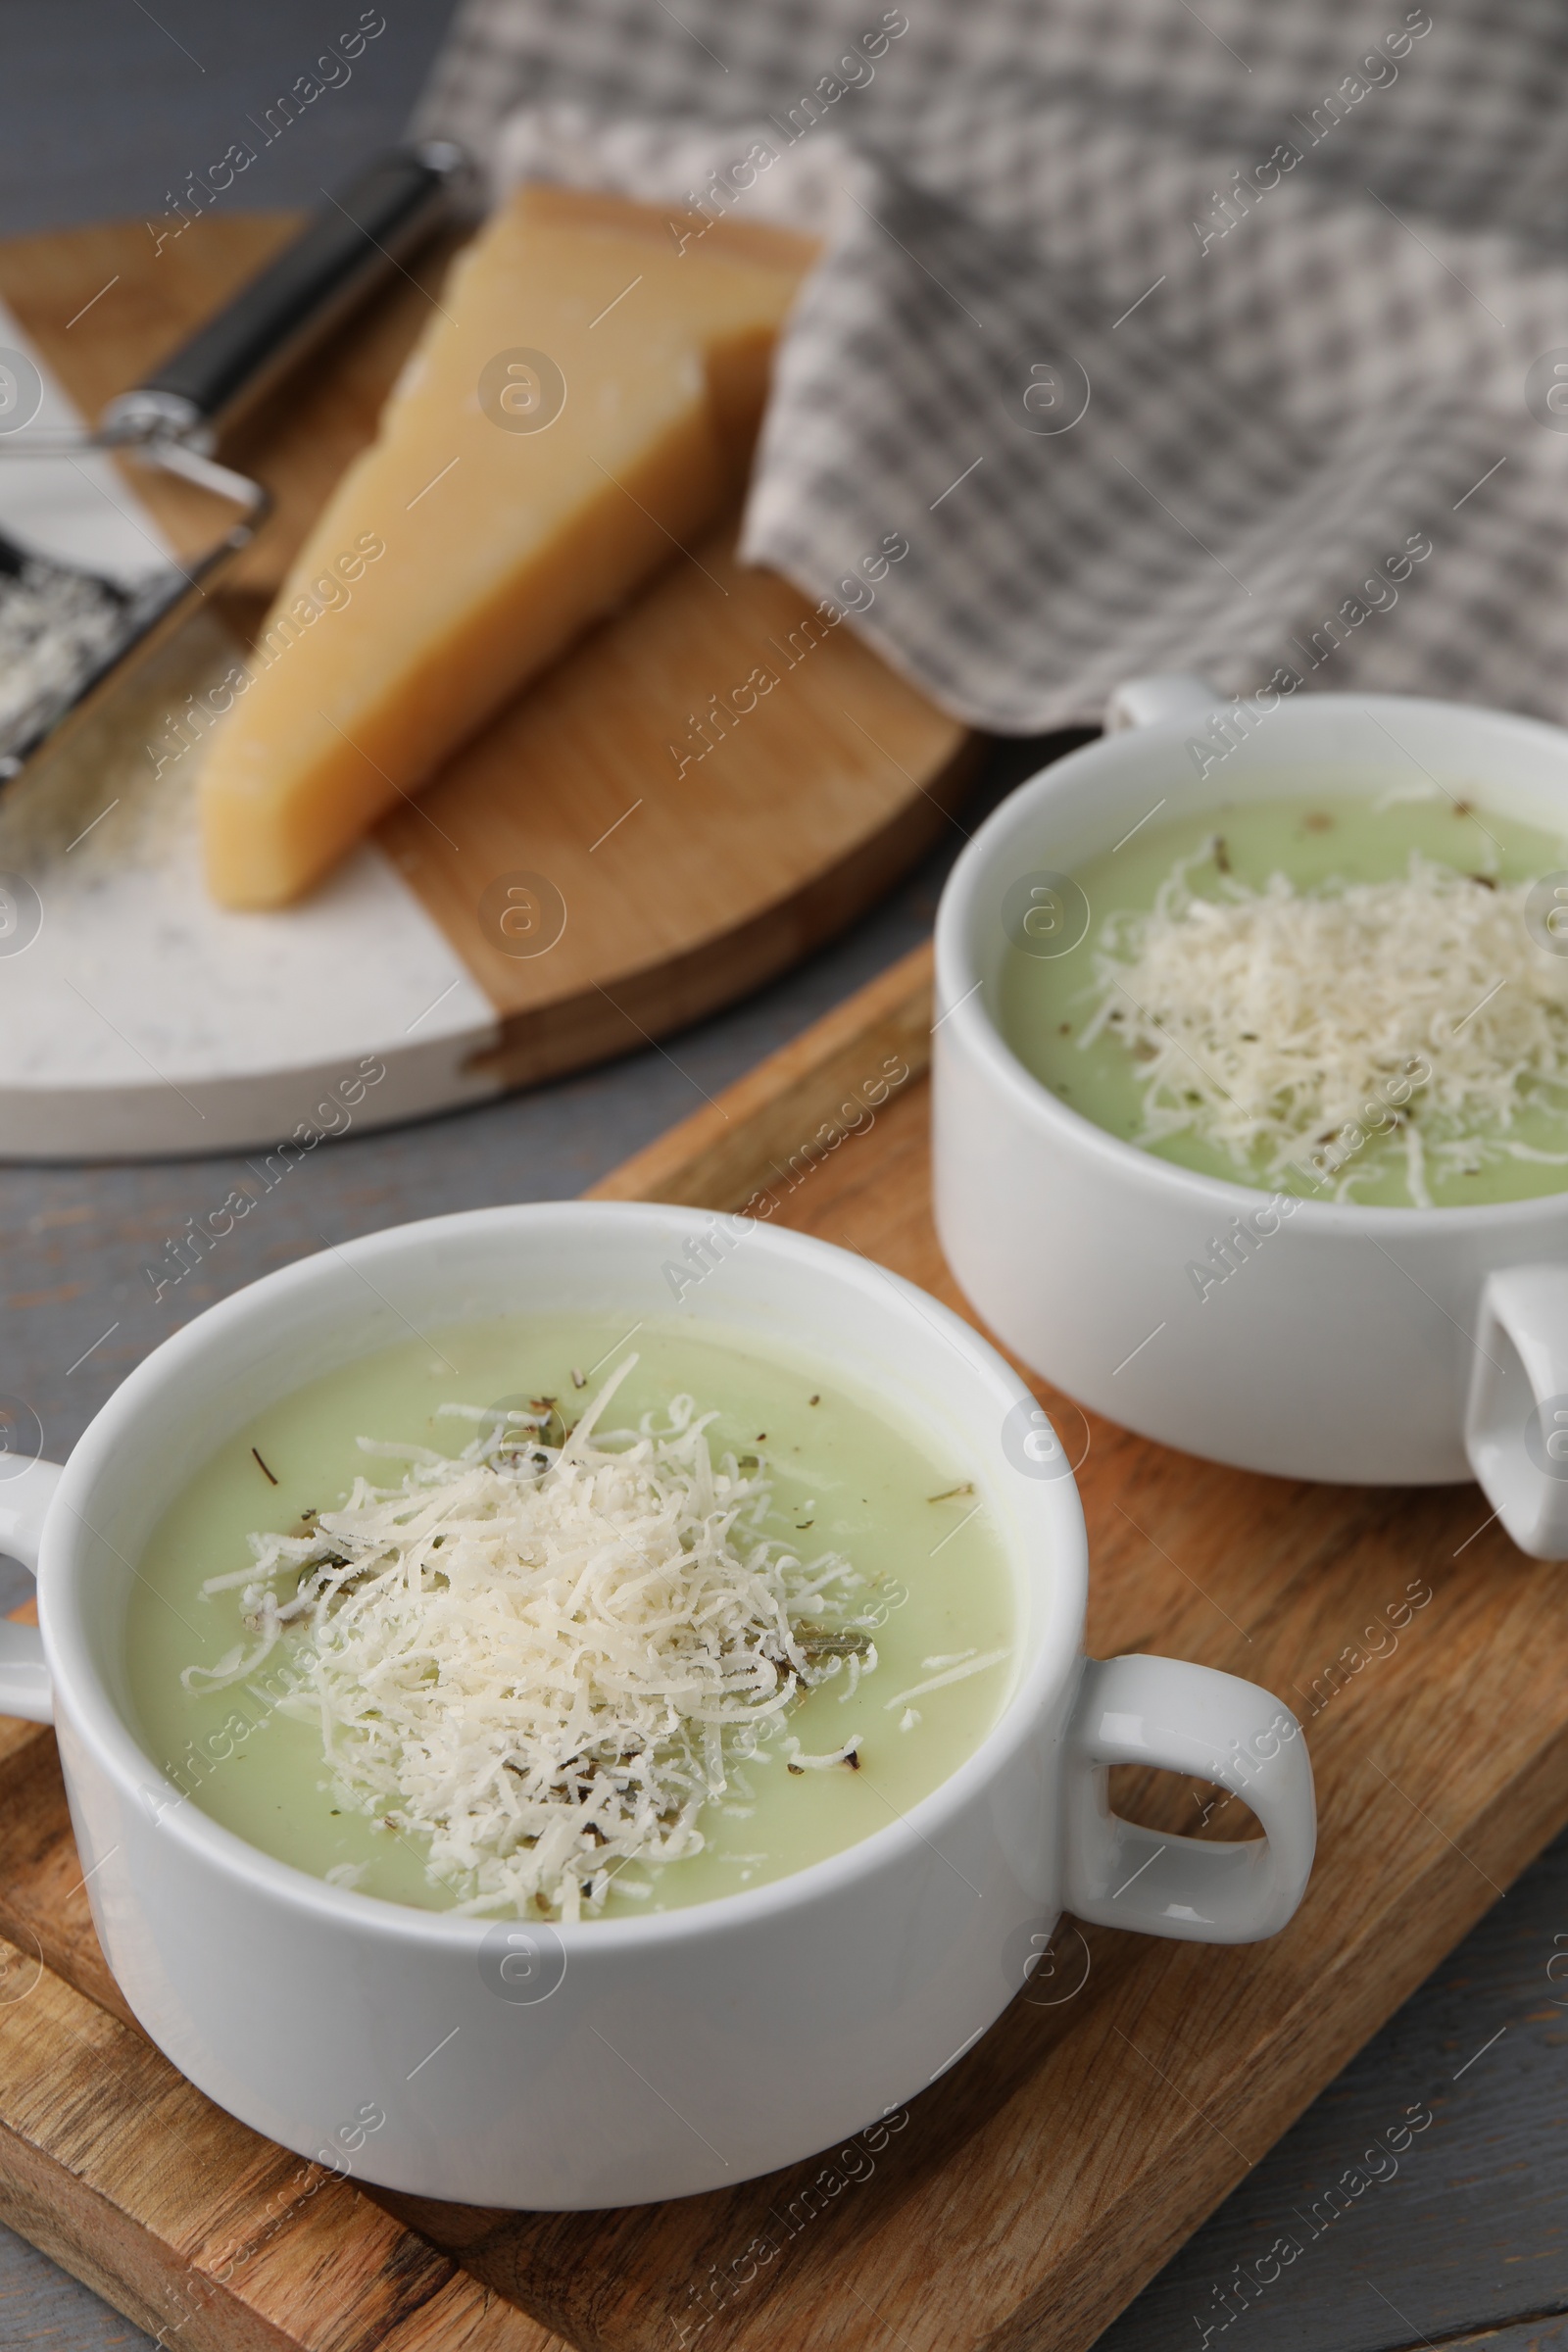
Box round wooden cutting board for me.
[0,211,974,1159]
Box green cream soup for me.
[126,1316,1015,1921]
[1000,782,1568,1207]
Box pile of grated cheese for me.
[1082,843,1568,1205]
[185,1355,880,1921]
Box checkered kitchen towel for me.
[415,0,1568,733]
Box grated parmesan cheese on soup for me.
[1081,843,1568,1204]
[183,1355,880,1921]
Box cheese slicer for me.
[0,141,468,785]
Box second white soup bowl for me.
[933,674,1568,1551]
[0,1200,1313,2206]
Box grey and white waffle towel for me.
[416,0,1568,733]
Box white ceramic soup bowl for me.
[0,1200,1313,2207]
[934,674,1568,1551]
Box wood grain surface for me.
[1099,1810,1568,2352]
[0,212,974,1093]
[0,941,1565,2350]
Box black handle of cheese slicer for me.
[99,142,470,448]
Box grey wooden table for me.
[2,6,1565,2346]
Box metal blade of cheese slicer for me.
[0,141,468,791]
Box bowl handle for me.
[1063,1653,1315,1943]
[0,1458,60,1723]
[1465,1265,1568,1558]
[1102,672,1223,731]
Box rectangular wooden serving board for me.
[2,940,1567,2352]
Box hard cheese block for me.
[200,185,815,907]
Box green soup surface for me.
[125,1315,1016,1920]
[1000,781,1568,1206]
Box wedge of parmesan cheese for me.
[1084,845,1568,1202]
[200,185,814,907]
[187,1355,878,1921]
